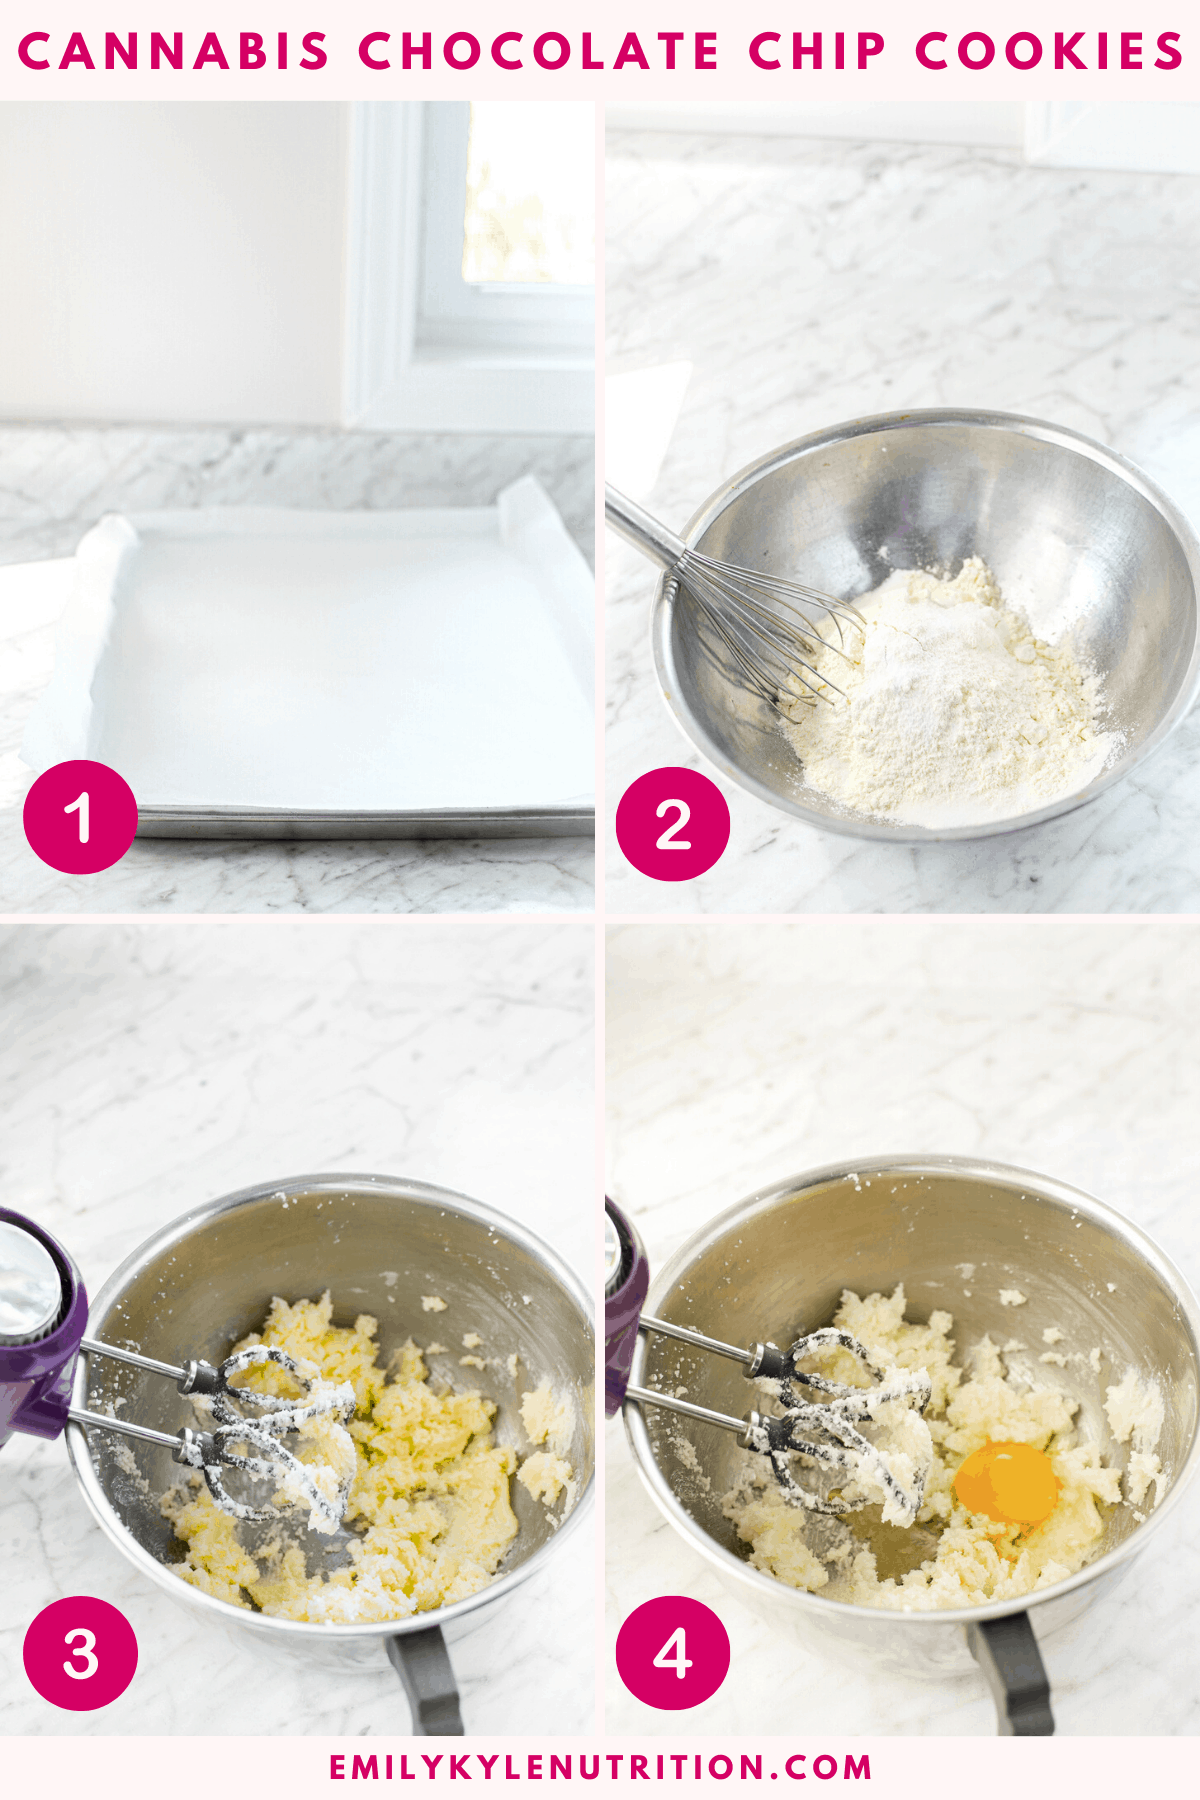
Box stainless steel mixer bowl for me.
[651,410,1200,841]
[66,1173,594,1678]
[623,1155,1200,1684]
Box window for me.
[419,102,593,354]
[344,101,595,434]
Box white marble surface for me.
[0,426,595,915]
[605,919,1200,1733]
[605,130,1200,913]
[0,426,595,568]
[0,921,595,1735]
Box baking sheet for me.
[21,477,594,835]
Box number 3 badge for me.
[615,1595,731,1708]
[23,1596,138,1710]
[615,768,731,881]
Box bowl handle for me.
[386,1626,464,1735]
[967,1614,1055,1735]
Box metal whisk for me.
[605,486,863,710]
[72,1337,356,1528]
[627,1314,932,1525]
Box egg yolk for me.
[953,1440,1059,1525]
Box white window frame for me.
[420,102,593,354]
[343,101,594,434]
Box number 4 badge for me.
[653,1626,695,1680]
[615,1595,730,1708]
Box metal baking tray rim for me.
[135,805,596,842]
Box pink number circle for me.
[23,760,138,874]
[615,1595,731,1709]
[615,767,731,881]
[23,1596,138,1711]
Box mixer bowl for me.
[66,1173,594,1697]
[651,410,1200,841]
[623,1155,1200,1693]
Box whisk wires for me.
[604,484,865,717]
[671,551,864,716]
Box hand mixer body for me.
[0,1205,355,1529]
[604,1198,649,1416]
[604,1196,931,1522]
[0,1208,88,1446]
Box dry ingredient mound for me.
[162,1293,567,1624]
[779,560,1117,827]
[722,1285,1158,1613]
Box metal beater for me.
[1,1211,355,1529]
[75,1337,356,1528]
[605,485,864,711]
[605,1200,932,1524]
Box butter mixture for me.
[517,1384,576,1510]
[779,560,1117,828]
[1104,1369,1165,1513]
[723,1286,1158,1612]
[163,1293,572,1622]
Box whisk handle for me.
[604,485,686,572]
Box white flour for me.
[779,559,1119,828]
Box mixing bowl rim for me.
[649,406,1200,844]
[622,1151,1200,1627]
[66,1170,595,1640]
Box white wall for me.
[0,103,349,426]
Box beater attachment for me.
[624,1314,933,1526]
[750,1327,932,1523]
[70,1338,356,1531]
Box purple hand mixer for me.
[604,1198,931,1520]
[0,1207,354,1527]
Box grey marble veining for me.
[0,424,595,915]
[0,424,595,567]
[605,918,1200,1734]
[605,129,1200,914]
[0,921,595,1736]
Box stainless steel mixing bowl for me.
[623,1155,1200,1729]
[651,411,1200,841]
[66,1172,595,1731]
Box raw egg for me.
[953,1440,1059,1525]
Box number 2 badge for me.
[615,767,731,881]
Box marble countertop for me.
[605,919,1200,1734]
[605,130,1200,914]
[0,426,595,915]
[0,921,595,1736]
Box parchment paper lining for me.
[21,476,593,813]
